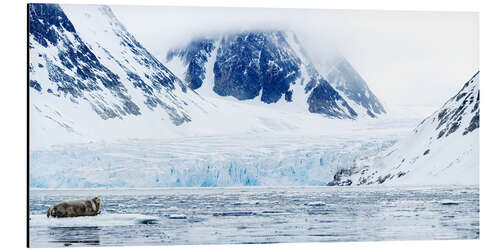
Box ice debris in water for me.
[305,201,326,206]
[168,214,187,219]
[440,200,460,206]
[212,211,255,217]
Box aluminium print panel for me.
[28,3,479,247]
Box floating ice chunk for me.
[232,200,257,206]
[212,211,255,217]
[440,200,460,206]
[305,201,326,207]
[261,210,286,214]
[168,214,187,219]
[259,210,291,216]
[29,213,159,227]
[138,218,159,224]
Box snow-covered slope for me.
[165,31,382,119]
[28,4,213,146]
[328,72,480,186]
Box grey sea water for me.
[29,186,479,247]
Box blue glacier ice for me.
[29,135,397,188]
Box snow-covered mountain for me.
[166,31,384,119]
[328,72,480,186]
[28,4,214,146]
[29,4,387,149]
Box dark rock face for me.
[376,174,393,184]
[168,32,303,104]
[435,71,480,138]
[29,80,42,92]
[326,168,353,186]
[167,31,361,119]
[307,80,357,119]
[167,39,215,90]
[464,110,479,135]
[327,58,385,117]
[29,3,76,48]
[213,32,301,104]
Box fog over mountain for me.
[111,5,478,110]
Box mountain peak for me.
[166,30,387,119]
[326,57,386,117]
[29,3,211,146]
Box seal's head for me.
[46,206,57,218]
[92,197,101,212]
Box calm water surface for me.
[29,186,479,247]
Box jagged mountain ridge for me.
[29,3,205,126]
[325,58,386,117]
[328,72,480,186]
[29,4,227,147]
[29,4,142,120]
[165,31,381,119]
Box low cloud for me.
[110,4,478,109]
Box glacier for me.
[30,125,415,188]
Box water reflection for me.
[48,226,101,246]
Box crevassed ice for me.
[29,135,397,188]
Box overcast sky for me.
[111,5,478,110]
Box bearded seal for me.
[46,197,101,218]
